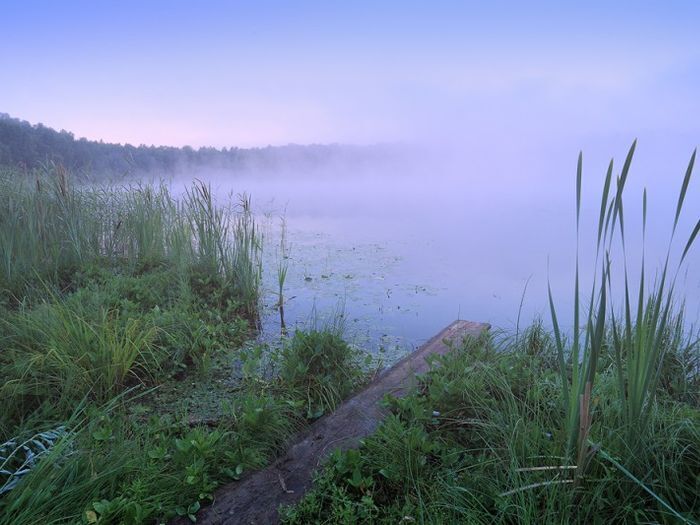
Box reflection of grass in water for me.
[277,216,289,334]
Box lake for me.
[176,136,700,361]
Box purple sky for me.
[1,1,699,148]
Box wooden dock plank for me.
[181,320,489,525]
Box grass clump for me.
[2,304,159,422]
[279,329,368,419]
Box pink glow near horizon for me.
[1,2,698,149]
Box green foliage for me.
[0,387,306,525]
[1,302,160,426]
[0,272,251,434]
[657,317,700,406]
[226,391,304,470]
[0,112,354,178]
[279,330,366,419]
[283,333,700,524]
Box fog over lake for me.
[175,134,700,359]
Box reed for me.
[548,142,699,468]
[548,149,617,467]
[228,194,263,320]
[609,148,699,450]
[0,166,263,431]
[0,167,261,315]
[277,216,289,334]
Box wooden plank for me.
[181,320,489,525]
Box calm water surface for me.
[181,137,700,361]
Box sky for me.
[1,1,699,148]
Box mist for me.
[168,132,700,355]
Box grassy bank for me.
[0,166,369,524]
[282,325,699,523]
[0,166,263,435]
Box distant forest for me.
[0,113,375,177]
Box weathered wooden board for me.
[177,320,489,525]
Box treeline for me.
[0,113,374,177]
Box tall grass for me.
[548,150,616,467]
[0,165,102,295]
[229,195,263,319]
[0,165,262,434]
[277,216,289,334]
[1,301,160,424]
[548,142,699,467]
[184,182,262,318]
[0,166,261,313]
[610,148,699,449]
